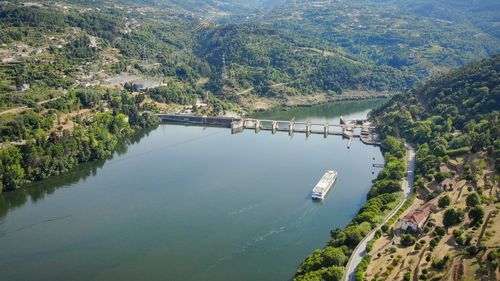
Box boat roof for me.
[312,171,337,193]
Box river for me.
[0,99,387,281]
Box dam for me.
[156,114,381,146]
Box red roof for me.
[403,203,436,225]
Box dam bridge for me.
[156,114,380,147]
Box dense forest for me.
[372,55,500,176]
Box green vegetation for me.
[365,54,499,281]
[443,208,465,228]
[438,195,451,208]
[1,0,499,111]
[382,194,416,232]
[468,206,484,226]
[465,192,482,208]
[354,256,371,281]
[0,87,158,192]
[401,234,417,247]
[373,55,500,177]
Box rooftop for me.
[403,203,436,225]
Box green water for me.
[0,99,387,281]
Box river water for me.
[0,99,386,281]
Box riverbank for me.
[294,136,408,280]
[239,92,392,112]
[344,144,415,281]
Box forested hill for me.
[372,54,500,174]
[264,0,499,78]
[1,0,499,108]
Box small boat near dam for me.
[311,170,338,200]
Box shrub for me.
[401,234,417,246]
[431,255,449,270]
[443,208,464,227]
[390,246,397,253]
[435,226,446,236]
[354,256,371,281]
[453,228,464,238]
[430,239,438,248]
[466,192,481,207]
[438,195,451,208]
[468,206,484,226]
[403,269,412,281]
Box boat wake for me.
[229,204,259,216]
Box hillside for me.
[358,55,499,281]
[293,55,499,281]
[1,0,499,111]
[373,54,499,170]
[263,0,499,77]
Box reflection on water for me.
[252,98,387,122]
[0,128,155,221]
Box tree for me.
[468,206,484,226]
[435,226,446,236]
[4,163,25,190]
[438,195,451,208]
[443,208,464,227]
[466,192,481,208]
[401,234,416,246]
[323,247,348,266]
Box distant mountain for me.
[1,0,498,104]
[98,0,287,15]
[394,0,500,38]
[261,0,500,73]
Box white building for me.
[401,203,436,232]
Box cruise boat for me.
[311,170,338,200]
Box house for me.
[401,203,437,232]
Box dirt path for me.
[0,97,61,116]
[477,211,493,245]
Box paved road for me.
[344,144,415,281]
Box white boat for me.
[311,170,338,200]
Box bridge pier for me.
[255,119,261,133]
[324,123,329,137]
[289,122,294,132]
[231,119,244,134]
[272,121,278,134]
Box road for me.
[344,144,415,281]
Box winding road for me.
[344,144,415,281]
